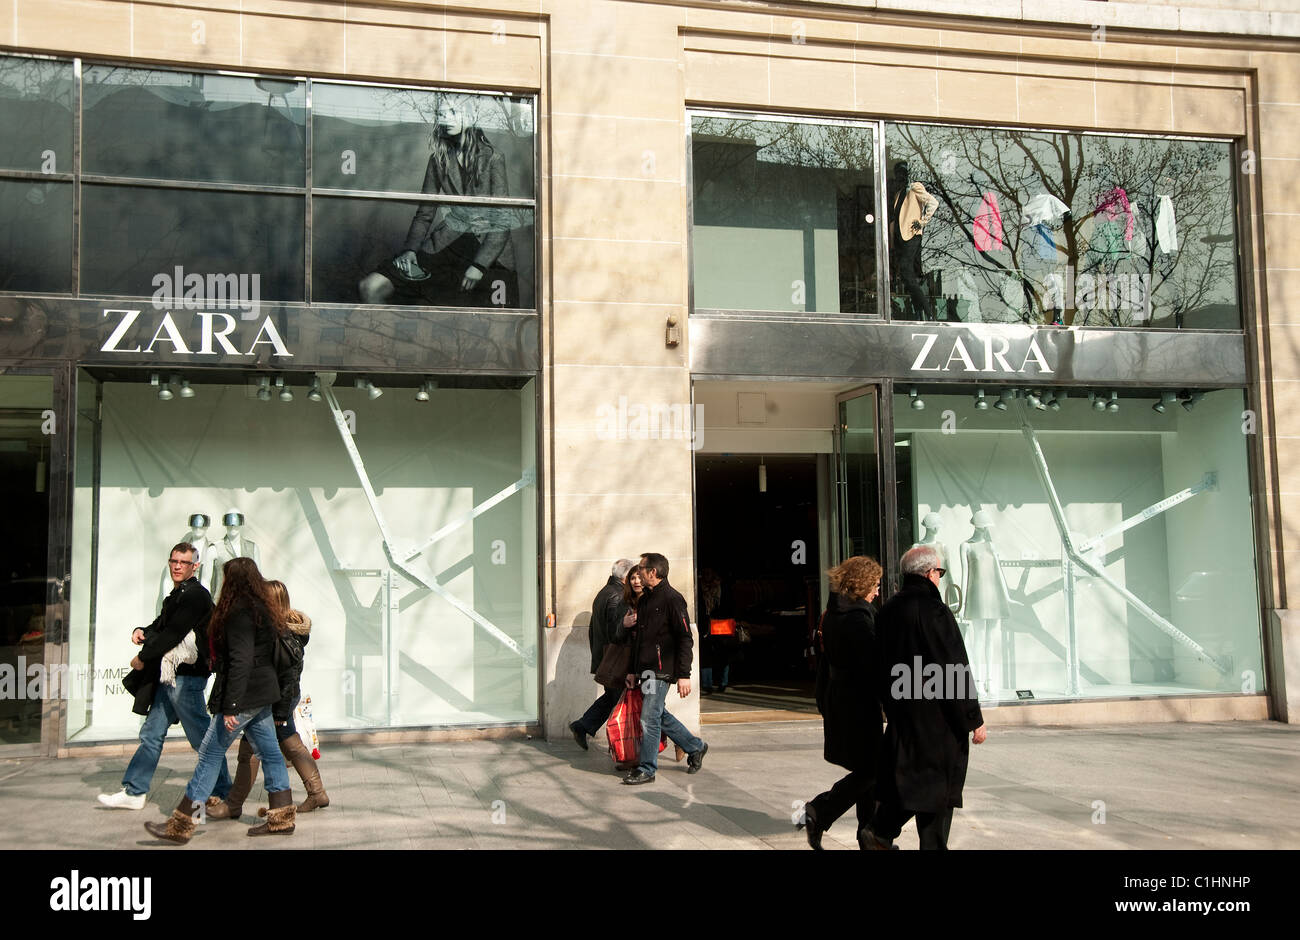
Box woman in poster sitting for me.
[359,94,518,308]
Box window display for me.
[67,372,539,742]
[893,387,1262,702]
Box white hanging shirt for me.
[1156,195,1179,253]
[1022,193,1069,225]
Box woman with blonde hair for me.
[800,555,884,850]
[208,579,329,819]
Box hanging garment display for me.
[1156,194,1179,253]
[1021,192,1069,226]
[1032,222,1056,260]
[973,191,1004,251]
[1096,186,1135,242]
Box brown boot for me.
[247,788,295,836]
[281,733,330,813]
[143,797,200,845]
[208,737,260,820]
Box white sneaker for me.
[97,789,146,810]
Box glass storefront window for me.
[0,178,73,293]
[83,67,305,186]
[67,372,539,741]
[0,56,74,174]
[893,386,1262,703]
[691,115,878,316]
[884,124,1239,329]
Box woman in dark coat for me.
[143,557,295,844]
[801,555,883,850]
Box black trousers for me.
[575,683,622,736]
[893,235,934,320]
[872,798,954,850]
[809,770,874,834]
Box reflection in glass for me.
[69,375,539,741]
[0,374,52,745]
[692,116,877,315]
[313,84,534,196]
[80,185,304,301]
[0,179,73,293]
[315,197,534,308]
[893,387,1262,702]
[0,55,75,173]
[83,66,305,186]
[885,124,1239,329]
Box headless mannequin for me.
[888,160,937,320]
[158,514,213,610]
[208,510,261,600]
[959,511,1011,697]
[912,512,960,613]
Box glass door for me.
[833,387,883,565]
[0,370,56,752]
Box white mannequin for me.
[959,510,1011,697]
[913,511,961,612]
[208,509,261,600]
[158,513,213,609]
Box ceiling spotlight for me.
[276,376,293,402]
[1107,391,1120,413]
[1153,391,1178,414]
[150,373,173,401]
[1046,389,1063,411]
[177,377,195,399]
[355,377,383,400]
[307,376,322,403]
[974,389,988,411]
[256,376,271,402]
[1025,389,1045,411]
[415,380,430,402]
[993,389,1017,412]
[909,387,925,411]
[1089,391,1107,412]
[1181,391,1206,412]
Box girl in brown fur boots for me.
[208,580,329,820]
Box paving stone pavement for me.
[2,719,1297,850]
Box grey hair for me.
[611,558,637,580]
[901,544,942,576]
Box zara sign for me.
[909,331,1054,375]
[98,308,293,358]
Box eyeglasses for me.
[168,558,197,567]
[930,567,947,578]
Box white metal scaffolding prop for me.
[1017,409,1231,692]
[321,384,534,678]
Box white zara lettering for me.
[909,332,1054,375]
[99,309,293,358]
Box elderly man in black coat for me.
[570,558,636,749]
[866,544,987,850]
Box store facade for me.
[2,0,1297,755]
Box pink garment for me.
[1096,186,1135,242]
[973,192,1004,251]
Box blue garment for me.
[183,707,290,804]
[121,674,232,798]
[1033,222,1056,260]
[637,678,703,776]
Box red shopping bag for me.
[606,687,671,765]
[606,687,643,764]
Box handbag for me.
[606,687,642,764]
[594,642,632,689]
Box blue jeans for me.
[638,679,703,776]
[121,675,232,799]
[184,707,290,804]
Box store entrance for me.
[692,381,885,724]
[0,373,53,749]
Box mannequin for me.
[888,160,938,320]
[208,509,261,600]
[959,510,1011,697]
[158,513,214,609]
[912,511,961,613]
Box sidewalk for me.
[2,719,1297,850]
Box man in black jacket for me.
[570,558,635,749]
[622,553,707,785]
[97,542,232,809]
[866,545,987,849]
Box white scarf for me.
[160,631,198,687]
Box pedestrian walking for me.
[571,558,637,750]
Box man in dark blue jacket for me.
[570,558,635,749]
[97,542,232,809]
[622,553,707,785]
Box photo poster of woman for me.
[311,86,535,309]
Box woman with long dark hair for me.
[358,94,518,307]
[144,557,295,843]
[208,579,328,819]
